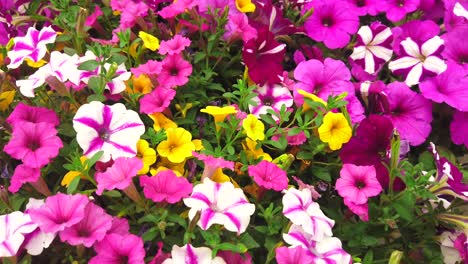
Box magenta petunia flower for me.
[343,0,379,16]
[59,203,113,247]
[272,127,308,146]
[350,22,393,74]
[140,170,193,204]
[248,160,288,191]
[282,188,334,241]
[7,26,56,69]
[89,233,145,264]
[275,246,315,264]
[250,3,298,36]
[131,60,163,78]
[379,0,420,22]
[8,164,41,193]
[6,102,60,128]
[158,34,191,55]
[111,0,148,29]
[384,82,432,146]
[73,101,145,162]
[336,164,382,205]
[249,83,293,120]
[192,152,234,180]
[183,178,255,234]
[224,13,257,43]
[444,0,468,32]
[162,244,226,264]
[85,5,103,27]
[242,27,286,85]
[0,211,38,257]
[217,250,252,264]
[451,110,468,149]
[3,122,63,168]
[158,0,198,19]
[95,157,142,195]
[29,193,89,234]
[157,54,192,88]
[344,198,369,221]
[303,0,359,49]
[442,28,468,72]
[139,87,176,114]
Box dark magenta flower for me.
[442,28,468,72]
[451,110,468,149]
[378,0,420,22]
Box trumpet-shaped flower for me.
[336,164,382,205]
[282,188,334,241]
[193,152,235,180]
[7,26,56,69]
[89,233,145,264]
[6,102,60,128]
[162,244,226,264]
[8,164,41,193]
[318,112,352,151]
[275,246,315,264]
[248,160,288,191]
[249,84,293,120]
[157,54,192,88]
[136,139,156,175]
[157,127,195,163]
[242,114,265,141]
[95,157,142,195]
[140,170,193,204]
[149,112,178,131]
[139,31,160,51]
[159,35,191,55]
[139,86,176,114]
[184,178,255,234]
[0,211,38,257]
[126,74,153,95]
[73,101,145,162]
[23,199,56,255]
[131,60,163,78]
[242,138,272,161]
[201,106,238,130]
[236,0,256,12]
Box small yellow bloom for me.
[192,139,204,151]
[126,74,153,95]
[242,114,265,141]
[211,168,240,187]
[242,138,272,162]
[236,0,256,13]
[200,106,238,130]
[318,112,352,150]
[0,90,15,111]
[298,89,327,111]
[136,139,157,175]
[139,31,160,51]
[150,166,183,177]
[129,42,140,58]
[25,58,47,68]
[148,113,177,131]
[157,127,195,163]
[61,156,88,187]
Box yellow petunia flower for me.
[242,114,265,141]
[61,156,88,187]
[236,0,256,13]
[200,105,238,131]
[126,74,153,95]
[0,90,16,111]
[157,127,195,163]
[136,139,157,175]
[298,89,327,111]
[148,112,178,131]
[139,31,160,51]
[318,112,352,150]
[150,166,183,177]
[211,168,240,187]
[192,139,204,151]
[25,58,47,68]
[242,138,272,162]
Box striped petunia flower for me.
[73,101,145,162]
[7,26,57,69]
[249,83,293,120]
[350,22,393,74]
[183,178,255,235]
[389,36,447,86]
[162,244,226,264]
[0,211,38,257]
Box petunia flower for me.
[131,60,163,78]
[439,231,468,264]
[157,54,192,88]
[224,13,257,43]
[135,139,156,175]
[350,22,393,74]
[59,203,113,247]
[158,0,198,19]
[139,86,176,114]
[73,101,145,162]
[149,112,178,131]
[248,160,288,191]
[162,244,226,264]
[236,0,256,12]
[242,138,272,161]
[379,0,420,22]
[442,28,468,72]
[192,152,235,180]
[249,83,293,120]
[95,157,143,195]
[3,121,63,168]
[282,188,335,241]
[217,250,252,264]
[184,178,255,234]
[242,114,265,141]
[389,36,447,86]
[336,164,382,205]
[451,110,468,149]
[343,198,369,221]
[6,102,60,128]
[200,105,238,131]
[8,164,41,193]
[111,0,148,29]
[275,246,315,264]
[23,199,56,256]
[29,193,89,234]
[7,26,56,69]
[157,127,196,163]
[0,211,38,257]
[89,233,145,264]
[343,0,380,16]
[139,31,160,51]
[140,170,193,204]
[318,112,352,151]
[158,35,191,55]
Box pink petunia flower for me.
[217,250,252,264]
[139,87,176,114]
[336,164,382,205]
[378,0,420,22]
[0,211,38,257]
[157,54,192,88]
[3,121,63,168]
[73,101,145,162]
[282,188,334,241]
[224,13,257,43]
[7,26,57,69]
[95,157,142,195]
[343,0,380,16]
[85,5,103,27]
[8,164,40,193]
[248,160,288,191]
[442,28,468,72]
[192,152,235,180]
[158,35,191,55]
[131,60,163,78]
[275,246,315,264]
[451,110,468,149]
[183,178,255,234]
[272,128,308,146]
[140,170,193,204]
[107,217,130,236]
[23,199,56,255]
[6,102,60,128]
[29,193,89,234]
[59,203,113,247]
[162,244,226,264]
[158,0,198,19]
[111,0,148,29]
[89,233,146,264]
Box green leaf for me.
[201,230,220,246]
[78,59,100,71]
[87,94,106,103]
[102,190,122,198]
[392,191,415,221]
[142,227,158,241]
[108,53,127,65]
[67,176,80,194]
[313,166,331,182]
[138,214,159,224]
[85,151,103,168]
[363,250,374,264]
[240,233,260,249]
[215,242,247,253]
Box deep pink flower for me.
[275,246,314,264]
[272,128,307,146]
[111,0,148,29]
[107,217,130,236]
[139,87,176,114]
[6,102,60,128]
[8,164,41,193]
[29,193,89,234]
[59,203,113,247]
[217,250,252,264]
[85,5,103,26]
[344,198,369,221]
[451,110,468,149]
[95,157,143,195]
[303,0,359,49]
[89,233,145,264]
[442,28,468,72]
[248,160,288,191]
[250,3,298,36]
[3,122,63,168]
[378,0,420,22]
[224,13,257,43]
[336,164,382,205]
[344,0,379,16]
[391,20,440,55]
[140,170,193,204]
[158,0,198,19]
[157,54,192,88]
[131,60,163,78]
[159,35,191,55]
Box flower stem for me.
[30,177,52,197]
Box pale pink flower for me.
[95,157,143,195]
[162,244,226,264]
[0,212,38,257]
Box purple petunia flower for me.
[442,28,468,72]
[158,34,191,56]
[303,0,359,49]
[249,83,293,120]
[248,160,289,191]
[344,0,380,16]
[140,170,193,204]
[224,13,257,43]
[450,110,468,149]
[139,86,176,114]
[378,0,420,22]
[444,0,468,32]
[89,233,146,264]
[275,246,315,264]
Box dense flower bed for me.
[0,0,467,263]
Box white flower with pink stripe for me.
[162,244,226,264]
[0,211,38,257]
[183,178,255,235]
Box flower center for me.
[28,140,40,151]
[263,96,274,106]
[99,129,111,141]
[356,0,365,7]
[170,67,179,76]
[210,203,221,212]
[321,17,334,27]
[119,256,129,264]
[398,0,405,7]
[78,228,90,237]
[355,180,366,189]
